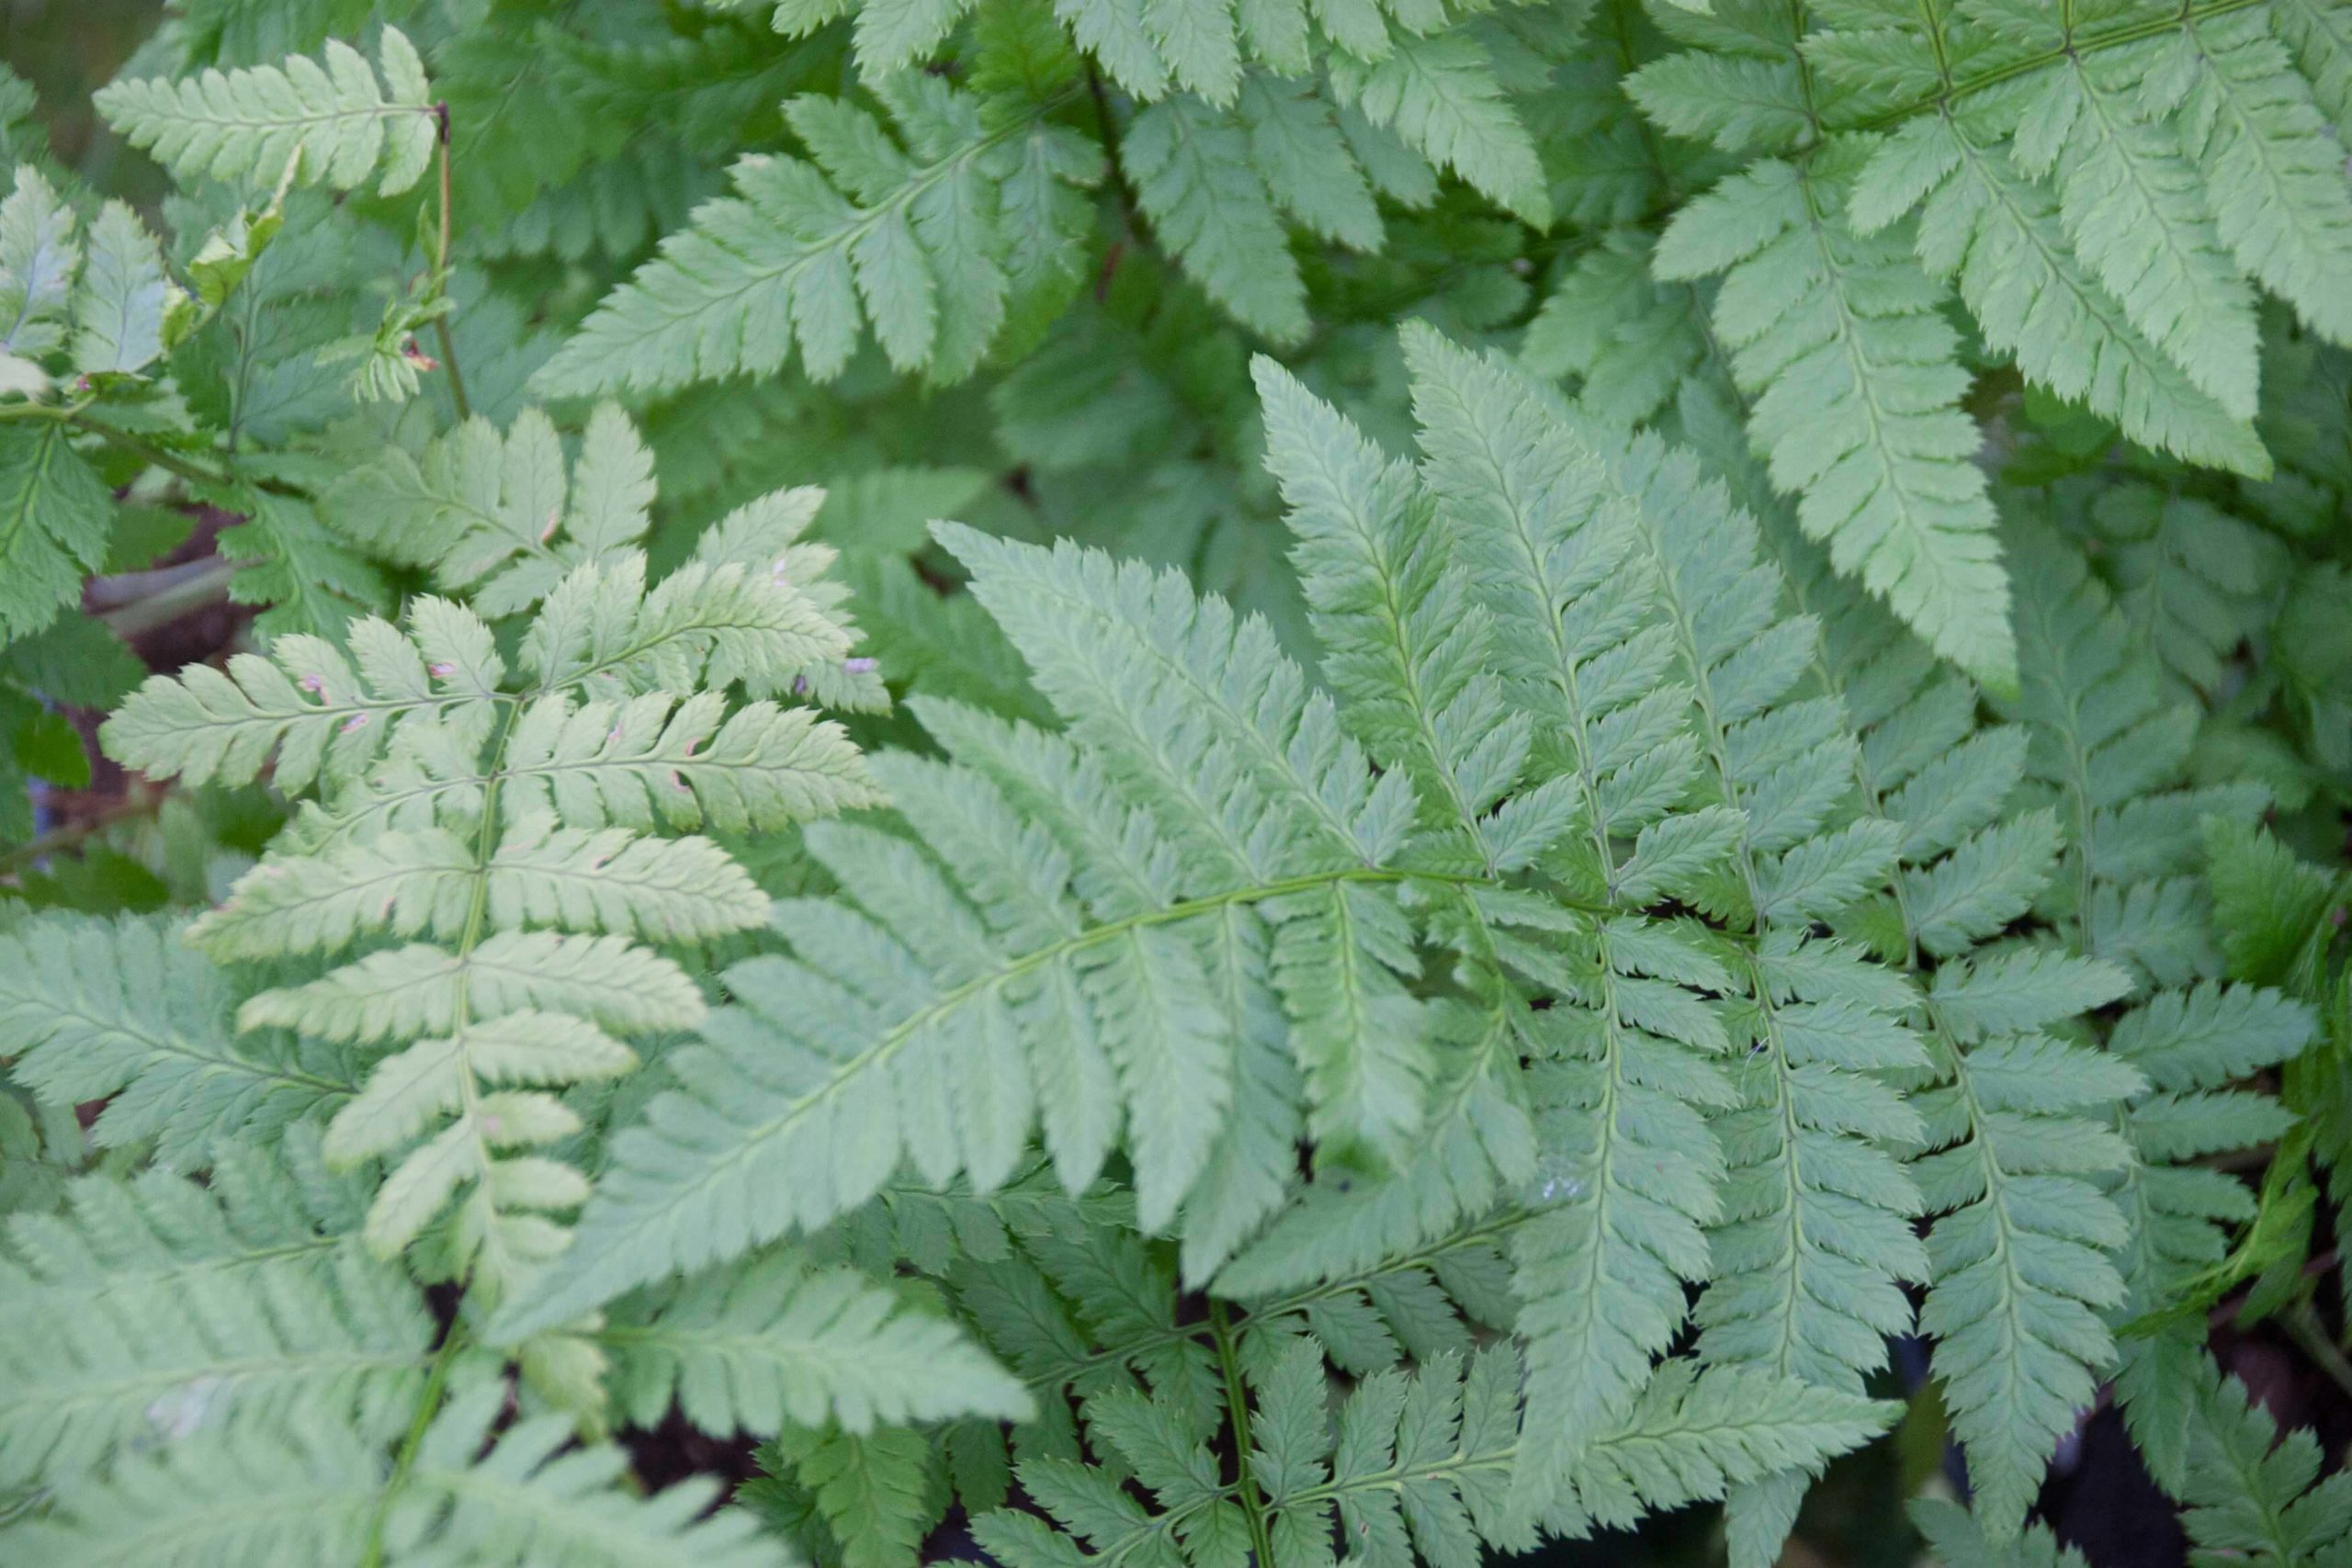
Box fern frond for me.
[2171,9,2352,348]
[0,1147,434,1489]
[532,74,1095,398]
[1858,110,2269,475]
[1396,327,1738,1510]
[1324,26,1552,228]
[322,404,655,619]
[0,913,354,1169]
[95,28,435,197]
[2006,47,2260,421]
[1122,94,1309,343]
[1776,524,2146,1540]
[100,479,876,1306]
[2175,1354,2352,1568]
[599,1250,1033,1436]
[1654,154,2010,687]
[2,1379,789,1567]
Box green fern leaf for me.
[0,423,112,642]
[1655,155,2012,688]
[95,28,435,196]
[601,1250,1032,1435]
[0,913,353,1169]
[531,74,1093,397]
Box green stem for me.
[70,412,233,488]
[1209,1300,1277,1568]
[361,1321,469,1568]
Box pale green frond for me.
[95,28,435,197]
[2272,0,2352,139]
[0,912,353,1169]
[1655,157,2011,687]
[1547,1359,1901,1539]
[1123,96,1308,344]
[1396,328,1739,1510]
[238,931,707,1043]
[191,823,768,958]
[1782,524,2154,1545]
[322,404,657,618]
[518,552,853,699]
[1,1378,789,1567]
[1252,355,1524,857]
[2172,9,2352,347]
[101,597,503,793]
[1325,27,1551,227]
[492,692,883,838]
[2009,50,2260,420]
[1863,114,2268,476]
[601,1250,1033,1435]
[532,74,1093,398]
[0,1156,435,1489]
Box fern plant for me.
[3,1,2349,1563]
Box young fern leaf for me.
[2005,46,2261,423]
[492,516,1497,1339]
[1586,372,1930,1561]
[322,402,658,618]
[95,28,435,197]
[532,74,1096,398]
[1653,153,2011,689]
[99,426,880,1309]
[1204,361,1546,1289]
[1853,108,2271,476]
[598,1250,1035,1436]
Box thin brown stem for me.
[431,102,470,423]
[0,795,164,877]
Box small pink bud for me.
[539,508,560,545]
[842,657,876,675]
[340,713,370,734]
[428,661,456,679]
